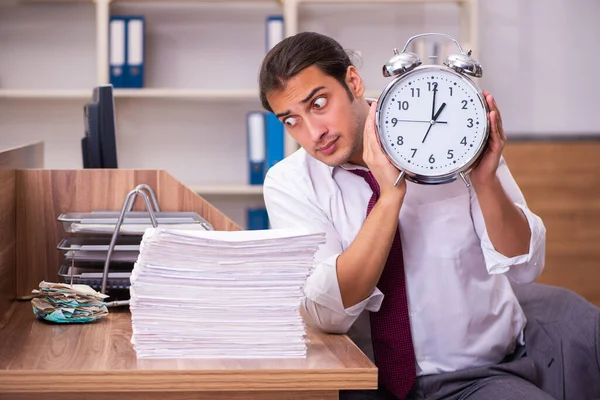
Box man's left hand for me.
[470,91,506,187]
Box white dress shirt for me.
[263,148,546,377]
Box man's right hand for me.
[362,101,407,200]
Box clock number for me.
[462,100,468,110]
[397,136,404,145]
[397,101,409,111]
[449,87,453,96]
[391,118,398,127]
[460,136,467,146]
[428,82,438,92]
[447,150,454,159]
[411,88,421,98]
[411,148,417,158]
[429,154,435,164]
[467,118,474,128]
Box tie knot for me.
[350,169,380,197]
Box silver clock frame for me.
[375,65,490,186]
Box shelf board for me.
[0,89,90,100]
[299,0,467,3]
[20,0,279,3]
[189,184,264,196]
[0,88,260,101]
[114,88,259,100]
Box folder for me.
[246,208,270,230]
[265,112,285,173]
[247,112,266,185]
[126,16,145,88]
[266,16,284,53]
[109,17,126,88]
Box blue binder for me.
[126,16,145,88]
[109,17,127,88]
[247,208,270,230]
[265,15,284,53]
[247,111,266,185]
[265,112,285,173]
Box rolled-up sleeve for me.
[264,168,383,334]
[470,157,546,283]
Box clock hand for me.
[422,102,447,144]
[421,123,434,144]
[431,86,437,120]
[432,102,446,122]
[394,119,447,124]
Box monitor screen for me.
[82,84,118,168]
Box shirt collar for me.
[329,163,369,176]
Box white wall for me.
[0,0,598,227]
[479,0,600,136]
[301,0,600,136]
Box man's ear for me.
[345,66,365,98]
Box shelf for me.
[114,88,259,100]
[0,89,260,101]
[20,0,279,3]
[0,89,90,100]
[189,184,264,196]
[0,88,377,102]
[298,0,467,3]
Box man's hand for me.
[470,91,506,188]
[363,101,406,199]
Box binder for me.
[247,208,270,230]
[265,16,284,53]
[109,17,126,88]
[247,111,266,185]
[265,112,285,173]
[126,16,145,88]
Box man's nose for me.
[306,119,328,143]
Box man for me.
[258,32,588,400]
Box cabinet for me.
[0,0,478,227]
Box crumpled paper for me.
[31,281,109,323]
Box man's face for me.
[267,66,365,167]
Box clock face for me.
[376,65,489,181]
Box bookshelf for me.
[0,0,477,227]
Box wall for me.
[0,0,598,227]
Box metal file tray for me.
[57,236,141,251]
[57,237,140,263]
[58,262,133,290]
[58,211,213,235]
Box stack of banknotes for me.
[31,281,109,323]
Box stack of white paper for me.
[129,227,325,359]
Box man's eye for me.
[283,117,297,127]
[313,97,327,109]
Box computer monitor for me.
[82,84,118,168]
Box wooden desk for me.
[0,158,376,400]
[0,302,377,400]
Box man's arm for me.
[264,102,406,332]
[473,174,531,258]
[337,101,407,308]
[469,91,546,283]
[337,190,402,308]
[264,168,385,334]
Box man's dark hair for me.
[259,32,355,112]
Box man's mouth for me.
[318,138,338,155]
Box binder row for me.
[109,14,286,230]
[247,111,285,186]
[246,15,285,231]
[110,16,145,88]
[109,15,283,90]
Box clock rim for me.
[374,64,490,185]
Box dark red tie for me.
[350,169,416,399]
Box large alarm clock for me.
[375,33,490,187]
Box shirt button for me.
[410,311,417,317]
[417,355,427,362]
